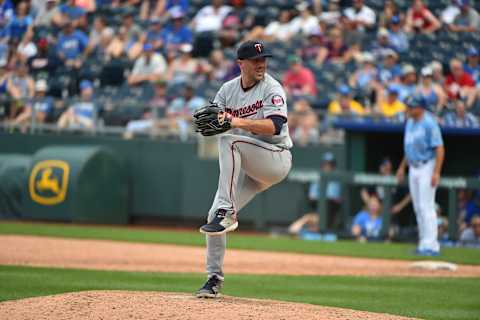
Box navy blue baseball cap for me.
[405,94,428,109]
[237,40,273,60]
[467,47,478,57]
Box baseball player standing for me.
[193,40,293,298]
[396,95,445,256]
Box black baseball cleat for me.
[195,275,224,298]
[199,209,238,235]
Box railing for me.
[288,169,480,240]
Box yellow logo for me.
[29,160,69,205]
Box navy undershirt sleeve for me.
[267,115,287,135]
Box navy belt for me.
[410,160,429,168]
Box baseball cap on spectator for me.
[387,84,400,95]
[361,52,374,63]
[143,43,154,52]
[35,79,48,92]
[149,18,161,26]
[169,6,185,19]
[377,28,389,38]
[237,40,272,60]
[430,61,443,72]
[383,48,398,59]
[287,55,301,64]
[37,38,48,49]
[296,1,309,11]
[421,66,433,77]
[80,79,93,90]
[467,47,478,57]
[307,26,323,37]
[405,94,428,109]
[458,0,470,7]
[338,84,351,96]
[179,43,193,53]
[402,64,416,75]
[322,152,335,163]
[391,15,400,24]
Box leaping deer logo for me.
[36,168,60,194]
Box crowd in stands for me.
[0,0,479,144]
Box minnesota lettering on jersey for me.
[225,100,263,118]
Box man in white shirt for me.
[343,0,376,32]
[128,43,167,86]
[191,0,231,33]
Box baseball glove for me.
[193,103,233,136]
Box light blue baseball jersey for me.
[404,112,443,164]
[308,180,341,201]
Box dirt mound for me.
[1,235,479,277]
[0,291,417,320]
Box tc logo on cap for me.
[254,43,263,53]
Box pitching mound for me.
[0,291,416,320]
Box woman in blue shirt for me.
[351,194,383,241]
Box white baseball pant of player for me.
[408,159,440,252]
[206,133,292,278]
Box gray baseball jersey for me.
[205,73,293,279]
[213,73,293,149]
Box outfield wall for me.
[0,133,344,227]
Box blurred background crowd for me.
[0,0,479,143]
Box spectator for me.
[201,49,234,82]
[328,85,366,116]
[378,49,402,85]
[288,98,319,146]
[127,43,167,86]
[348,52,378,100]
[282,55,316,99]
[124,79,169,138]
[343,0,376,32]
[375,84,406,119]
[119,11,142,60]
[167,84,205,141]
[161,7,193,60]
[448,0,480,33]
[459,214,480,246]
[56,22,89,69]
[57,79,97,130]
[191,0,231,33]
[445,58,476,104]
[404,0,441,34]
[287,151,342,235]
[430,60,445,86]
[33,0,63,27]
[247,9,293,42]
[11,79,53,132]
[74,0,95,12]
[378,0,404,28]
[388,15,409,53]
[5,1,33,42]
[288,2,319,37]
[140,0,189,21]
[396,64,418,102]
[27,37,57,79]
[443,98,479,127]
[146,18,164,53]
[84,16,108,56]
[318,0,341,27]
[16,28,37,63]
[166,43,198,85]
[315,27,352,66]
[6,63,34,118]
[58,0,86,27]
[105,26,129,60]
[351,194,383,241]
[298,27,323,61]
[370,28,395,59]
[464,47,480,84]
[0,0,14,28]
[416,66,447,113]
[441,0,461,25]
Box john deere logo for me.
[29,160,69,205]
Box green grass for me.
[1,221,480,265]
[0,265,479,320]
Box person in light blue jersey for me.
[396,94,445,256]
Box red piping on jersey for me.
[229,140,286,213]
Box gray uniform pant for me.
[206,134,292,279]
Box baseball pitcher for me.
[194,40,293,298]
